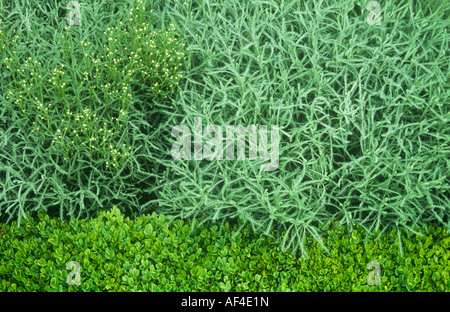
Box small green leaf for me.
[144,224,153,236]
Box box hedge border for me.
[0,207,449,292]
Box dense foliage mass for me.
[0,0,448,267]
[0,207,448,292]
[0,0,186,225]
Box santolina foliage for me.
[170,117,280,171]
[0,0,186,224]
[0,208,449,292]
[146,0,450,254]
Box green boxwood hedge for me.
[0,207,449,292]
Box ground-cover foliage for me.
[0,207,449,292]
[0,0,186,224]
[145,0,449,255]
